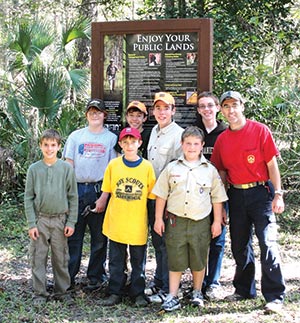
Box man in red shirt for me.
[211,91,285,314]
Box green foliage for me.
[0,0,299,197]
[23,65,66,119]
[136,0,300,193]
[0,15,91,194]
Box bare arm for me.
[95,192,109,213]
[267,156,285,214]
[154,197,167,237]
[211,202,222,239]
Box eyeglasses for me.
[198,103,216,109]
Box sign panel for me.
[92,19,213,131]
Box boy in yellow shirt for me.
[97,127,156,307]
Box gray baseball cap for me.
[220,91,244,105]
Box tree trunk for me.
[76,0,98,68]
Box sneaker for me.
[148,290,168,303]
[264,300,283,314]
[145,282,161,296]
[190,290,204,307]
[103,294,121,306]
[205,286,223,301]
[224,292,245,302]
[134,295,149,307]
[161,294,181,312]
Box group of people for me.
[24,90,286,315]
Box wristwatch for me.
[274,189,284,196]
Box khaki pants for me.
[29,214,70,297]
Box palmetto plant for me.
[0,17,91,192]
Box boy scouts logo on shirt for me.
[247,155,255,164]
[115,177,144,201]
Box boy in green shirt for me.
[24,129,78,306]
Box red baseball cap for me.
[119,127,141,141]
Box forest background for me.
[0,1,299,322]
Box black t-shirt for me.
[115,127,151,159]
[194,118,227,160]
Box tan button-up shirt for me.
[152,155,228,221]
[147,122,184,178]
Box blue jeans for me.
[203,203,228,290]
[68,183,107,284]
[108,240,147,298]
[203,224,226,289]
[148,199,169,292]
[228,184,285,302]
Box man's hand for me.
[272,195,285,214]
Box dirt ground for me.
[1,230,300,323]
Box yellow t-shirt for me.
[102,156,156,245]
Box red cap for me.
[119,127,141,141]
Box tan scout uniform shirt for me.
[152,155,228,221]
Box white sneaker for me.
[148,290,168,303]
[190,290,204,307]
[264,300,283,314]
[205,286,223,301]
[145,283,160,296]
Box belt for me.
[38,212,66,217]
[78,181,102,186]
[230,181,265,189]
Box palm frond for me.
[22,65,66,120]
[61,17,91,47]
[68,68,90,96]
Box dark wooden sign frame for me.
[91,18,213,99]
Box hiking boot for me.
[190,290,204,307]
[134,295,149,307]
[103,294,121,306]
[148,289,168,303]
[224,292,245,302]
[161,294,181,312]
[264,300,283,314]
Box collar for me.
[156,121,175,134]
[178,154,208,167]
